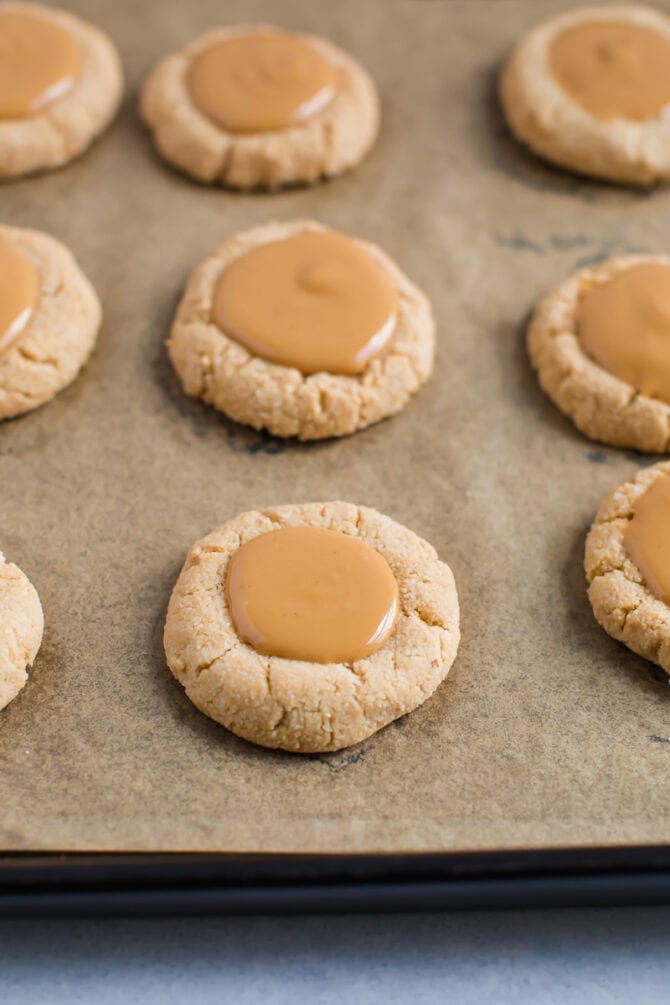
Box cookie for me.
[500,4,670,185]
[169,219,434,440]
[164,501,460,753]
[0,225,101,420]
[140,23,379,189]
[0,3,123,179]
[528,254,670,452]
[0,550,43,710]
[585,461,670,675]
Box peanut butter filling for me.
[550,20,670,122]
[624,473,670,606]
[226,526,399,664]
[0,242,39,357]
[576,263,670,405]
[187,30,338,134]
[0,11,81,119]
[213,230,398,375]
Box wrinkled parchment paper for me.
[1,0,669,852]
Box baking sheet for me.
[2,0,670,854]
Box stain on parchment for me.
[226,426,287,456]
[494,231,650,267]
[312,745,371,773]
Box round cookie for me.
[500,4,670,185]
[0,225,101,420]
[168,219,434,441]
[527,254,670,452]
[140,23,380,189]
[0,550,43,709]
[0,3,123,179]
[164,501,460,753]
[585,461,670,675]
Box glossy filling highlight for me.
[576,263,670,405]
[0,10,81,118]
[226,526,399,664]
[213,230,398,375]
[624,474,670,605]
[0,243,39,357]
[187,31,338,133]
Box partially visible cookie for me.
[140,23,379,189]
[0,225,101,420]
[500,4,670,185]
[0,3,123,179]
[164,501,460,753]
[0,550,43,709]
[585,461,670,674]
[169,219,434,440]
[528,254,670,452]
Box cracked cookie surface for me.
[528,254,670,452]
[500,4,670,186]
[164,501,460,753]
[0,225,101,420]
[168,219,434,441]
[585,461,670,674]
[139,23,379,189]
[0,551,43,710]
[0,3,122,179]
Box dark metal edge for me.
[1,847,670,915]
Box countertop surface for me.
[2,907,670,1004]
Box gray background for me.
[2,909,670,1004]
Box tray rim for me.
[2,845,670,915]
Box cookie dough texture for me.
[169,220,434,440]
[0,225,101,420]
[0,3,123,179]
[0,551,43,710]
[528,254,670,452]
[499,4,670,185]
[164,501,460,753]
[585,462,670,674]
[140,24,380,189]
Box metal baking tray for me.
[2,0,670,913]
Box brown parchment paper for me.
[2,0,670,854]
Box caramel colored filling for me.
[0,11,81,118]
[0,243,39,357]
[213,230,398,376]
[550,20,670,122]
[226,526,399,664]
[187,30,338,134]
[576,263,670,405]
[624,474,670,605]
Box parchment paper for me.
[2,0,670,854]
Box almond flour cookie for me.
[164,501,460,753]
[585,461,670,674]
[500,5,670,185]
[528,254,670,452]
[0,3,123,179]
[169,220,434,440]
[0,551,43,709]
[140,24,379,189]
[0,225,101,420]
